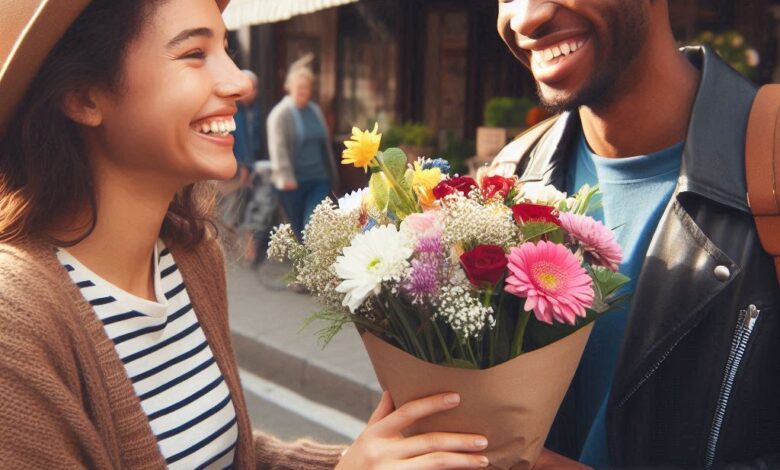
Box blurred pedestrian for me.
[0,1,489,468]
[267,54,339,239]
[233,69,273,265]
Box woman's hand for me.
[281,180,298,191]
[336,392,490,470]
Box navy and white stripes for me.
[57,242,238,469]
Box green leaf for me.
[591,266,631,299]
[380,148,409,180]
[370,172,390,212]
[522,309,599,352]
[520,222,562,242]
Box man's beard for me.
[538,4,649,114]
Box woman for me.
[267,55,338,239]
[0,0,489,469]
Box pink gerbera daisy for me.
[505,241,594,325]
[559,212,623,272]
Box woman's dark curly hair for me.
[0,0,218,248]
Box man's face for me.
[498,0,650,113]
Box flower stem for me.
[465,340,479,368]
[510,310,532,358]
[387,294,428,361]
[432,319,453,364]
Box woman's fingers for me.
[389,432,488,460]
[367,391,394,426]
[371,393,461,437]
[398,451,490,470]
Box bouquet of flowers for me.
[269,124,628,469]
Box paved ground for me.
[225,257,382,423]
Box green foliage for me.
[484,97,535,128]
[301,309,352,349]
[520,222,562,243]
[691,30,759,80]
[382,122,435,149]
[380,148,408,179]
[439,131,475,175]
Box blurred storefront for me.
[228,0,780,190]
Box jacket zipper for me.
[704,304,761,467]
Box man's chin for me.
[536,84,581,115]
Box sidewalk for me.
[226,258,382,421]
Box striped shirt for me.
[57,241,238,469]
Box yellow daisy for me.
[342,123,382,172]
[410,161,443,207]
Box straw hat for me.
[0,0,231,139]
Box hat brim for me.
[0,0,231,139]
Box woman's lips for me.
[191,128,235,147]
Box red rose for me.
[460,245,509,287]
[512,203,561,225]
[433,176,478,200]
[481,175,514,200]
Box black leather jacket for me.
[495,47,780,468]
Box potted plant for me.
[477,97,535,159]
[382,122,436,163]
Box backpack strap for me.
[745,85,780,284]
[485,116,559,178]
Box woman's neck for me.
[56,165,177,302]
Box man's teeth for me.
[193,118,236,136]
[535,40,585,64]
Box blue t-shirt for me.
[566,130,683,468]
[294,105,329,183]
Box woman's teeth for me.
[192,117,236,137]
[533,39,585,64]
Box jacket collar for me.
[522,46,757,214]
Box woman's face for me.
[93,0,252,188]
[290,75,314,108]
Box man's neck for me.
[579,38,700,158]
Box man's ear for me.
[61,88,104,127]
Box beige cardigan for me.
[0,238,345,469]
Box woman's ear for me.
[61,88,104,127]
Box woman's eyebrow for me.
[166,27,214,49]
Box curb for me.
[231,331,382,422]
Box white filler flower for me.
[334,225,413,312]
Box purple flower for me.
[405,258,440,303]
[416,235,442,255]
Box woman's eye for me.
[182,50,206,60]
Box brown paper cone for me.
[361,323,593,470]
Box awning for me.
[223,0,359,29]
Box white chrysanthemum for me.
[334,225,413,313]
[516,182,568,206]
[436,284,494,340]
[337,187,369,213]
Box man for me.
[491,1,780,468]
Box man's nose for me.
[506,0,557,39]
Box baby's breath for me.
[436,284,494,341]
[442,194,518,249]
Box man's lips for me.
[521,35,591,85]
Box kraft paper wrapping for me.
[361,323,593,470]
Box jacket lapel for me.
[609,197,739,407]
